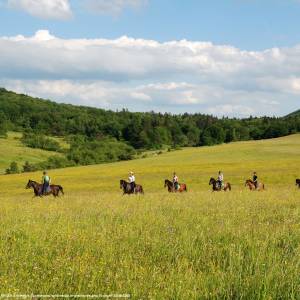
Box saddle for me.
[42,185,51,195]
[217,182,223,189]
[174,183,180,190]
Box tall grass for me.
[0,191,299,298]
[0,135,299,298]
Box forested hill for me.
[0,87,300,149]
[286,109,300,117]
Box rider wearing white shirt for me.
[217,171,224,189]
[173,172,179,191]
[128,172,136,193]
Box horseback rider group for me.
[29,169,299,197]
[212,171,262,192]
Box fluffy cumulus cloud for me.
[7,0,72,20]
[84,0,147,15]
[0,30,299,116]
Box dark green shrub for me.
[6,161,20,174]
[22,161,38,173]
[21,133,62,152]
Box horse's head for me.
[209,178,215,185]
[164,179,168,188]
[26,180,33,189]
[296,179,300,186]
[245,179,251,186]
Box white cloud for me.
[0,30,299,117]
[0,79,292,117]
[7,0,72,20]
[84,0,147,15]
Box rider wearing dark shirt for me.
[253,172,258,189]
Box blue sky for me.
[0,0,300,116]
[2,0,300,49]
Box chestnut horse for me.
[209,177,231,192]
[164,179,187,193]
[26,180,64,197]
[245,179,265,191]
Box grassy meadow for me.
[0,132,65,175]
[0,134,299,299]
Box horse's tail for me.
[58,185,64,195]
[184,185,188,192]
[141,186,144,195]
[227,183,231,191]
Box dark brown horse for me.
[120,179,144,195]
[296,179,300,188]
[209,177,231,192]
[245,179,265,191]
[164,179,187,193]
[26,180,64,197]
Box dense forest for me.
[0,87,299,172]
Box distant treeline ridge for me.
[1,88,299,148]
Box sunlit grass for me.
[0,135,299,298]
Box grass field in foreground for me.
[0,135,299,299]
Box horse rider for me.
[128,171,136,193]
[41,171,51,195]
[253,172,258,189]
[173,172,179,191]
[217,171,224,189]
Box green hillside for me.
[3,133,299,194]
[0,132,64,174]
[1,88,300,153]
[1,133,299,191]
[286,109,300,117]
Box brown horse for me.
[296,179,300,189]
[120,180,144,195]
[209,177,231,192]
[164,179,187,193]
[245,179,265,191]
[26,180,64,197]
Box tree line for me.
[1,87,300,172]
